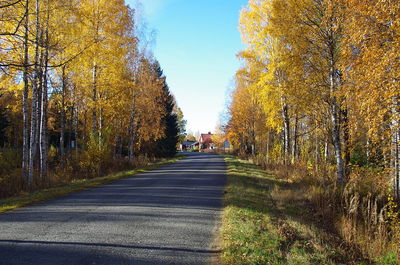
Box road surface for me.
[0,153,226,265]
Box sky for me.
[126,0,247,135]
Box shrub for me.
[0,149,22,198]
[191,146,199,152]
[79,133,112,178]
[0,169,22,198]
[0,148,21,174]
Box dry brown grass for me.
[247,154,400,264]
[0,146,170,200]
[0,154,186,213]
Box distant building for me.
[180,140,198,151]
[199,132,214,152]
[224,140,231,149]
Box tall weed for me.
[248,154,400,263]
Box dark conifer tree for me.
[152,62,179,157]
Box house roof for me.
[182,141,198,146]
[200,133,213,143]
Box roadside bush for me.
[0,148,21,174]
[79,133,112,178]
[0,169,22,198]
[191,146,199,152]
[132,154,152,168]
[0,148,23,198]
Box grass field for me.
[0,155,186,213]
[220,155,372,265]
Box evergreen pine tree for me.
[152,62,179,157]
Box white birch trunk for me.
[28,0,41,187]
[92,63,98,136]
[324,137,329,163]
[22,0,30,186]
[330,72,344,183]
[282,99,290,164]
[39,2,49,182]
[391,96,400,199]
[60,66,66,166]
[292,115,298,163]
[74,99,79,156]
[327,17,345,182]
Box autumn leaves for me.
[0,0,183,189]
[228,0,400,193]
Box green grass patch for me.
[220,155,369,265]
[0,154,186,213]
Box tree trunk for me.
[119,135,123,157]
[91,63,98,136]
[74,99,79,156]
[28,0,42,187]
[71,82,79,155]
[292,114,298,163]
[113,135,118,159]
[315,132,319,171]
[68,107,73,151]
[266,131,270,164]
[22,0,30,187]
[82,110,87,150]
[391,96,400,199]
[341,106,350,177]
[250,128,256,156]
[330,76,344,183]
[326,14,345,183]
[40,62,48,182]
[60,65,66,166]
[39,5,49,182]
[128,95,136,163]
[324,137,329,163]
[99,106,103,144]
[282,99,290,164]
[366,134,371,163]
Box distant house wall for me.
[224,140,231,149]
[199,133,213,152]
[180,141,199,151]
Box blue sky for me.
[126,0,247,134]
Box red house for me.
[199,132,214,152]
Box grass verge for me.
[0,154,186,213]
[220,155,371,265]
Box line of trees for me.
[227,0,399,196]
[226,0,400,258]
[0,0,185,191]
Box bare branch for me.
[0,0,22,9]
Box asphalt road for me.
[0,152,226,265]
